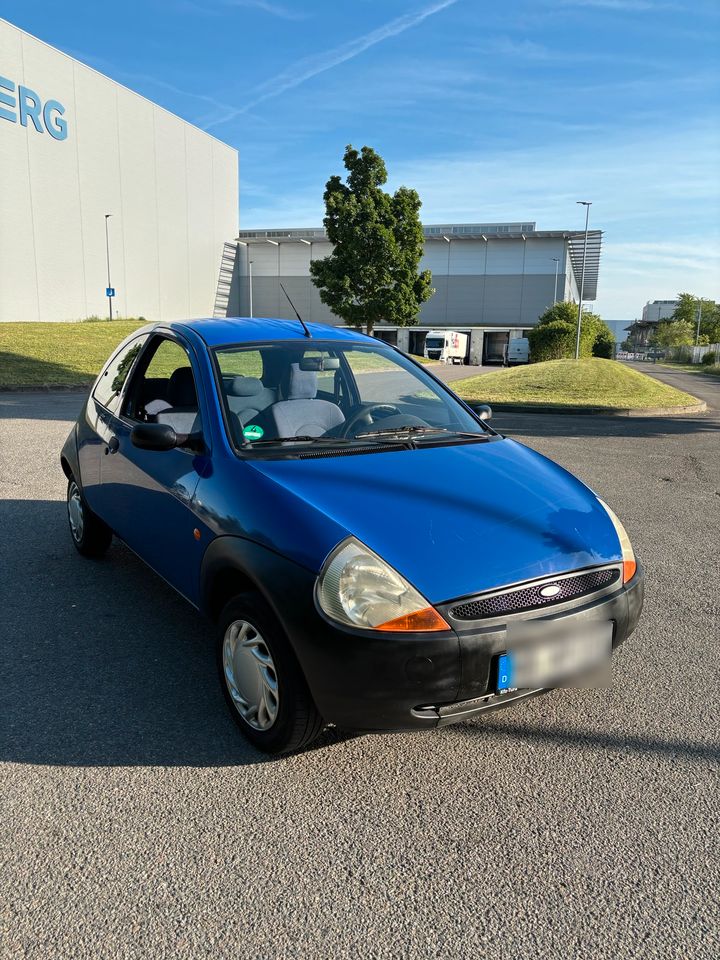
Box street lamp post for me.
[695,299,702,346]
[551,257,560,304]
[248,260,254,318]
[574,201,592,360]
[104,214,113,321]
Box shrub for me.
[529,301,616,362]
[592,330,615,358]
[701,350,719,366]
[674,347,692,363]
[528,320,576,361]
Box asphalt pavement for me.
[1,380,718,960]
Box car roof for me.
[170,317,378,349]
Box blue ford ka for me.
[61,318,644,753]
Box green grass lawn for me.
[659,362,720,380]
[0,320,147,387]
[453,358,700,410]
[0,320,439,388]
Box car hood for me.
[249,438,622,604]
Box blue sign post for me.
[104,214,114,320]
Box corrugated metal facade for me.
[235,233,581,331]
[0,19,238,322]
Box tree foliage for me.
[528,301,615,362]
[653,318,696,348]
[309,145,434,335]
[668,293,720,344]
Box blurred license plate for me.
[497,621,612,691]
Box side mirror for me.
[131,422,177,451]
[475,404,493,421]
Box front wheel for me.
[217,594,324,754]
[67,478,112,557]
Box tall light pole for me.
[104,214,113,321]
[551,257,560,304]
[443,235,452,326]
[574,201,592,359]
[248,260,254,318]
[694,298,702,346]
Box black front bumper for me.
[264,555,645,733]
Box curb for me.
[464,400,708,417]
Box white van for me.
[424,330,468,364]
[507,337,529,366]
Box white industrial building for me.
[235,223,602,364]
[0,18,238,323]
[641,300,679,323]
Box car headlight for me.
[317,537,450,632]
[598,499,637,583]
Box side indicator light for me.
[623,559,637,583]
[376,606,450,633]
[193,528,201,541]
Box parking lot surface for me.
[1,381,718,959]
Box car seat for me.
[268,363,345,438]
[155,367,201,434]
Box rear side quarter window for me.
[92,337,147,414]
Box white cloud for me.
[203,0,459,126]
[553,0,679,11]
[178,0,308,17]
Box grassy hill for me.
[453,358,699,411]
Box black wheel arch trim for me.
[199,534,316,624]
[60,424,80,484]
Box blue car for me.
[61,318,644,753]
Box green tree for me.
[309,145,433,335]
[670,293,720,343]
[654,318,696,348]
[528,301,615,361]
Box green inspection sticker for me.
[243,424,264,442]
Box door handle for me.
[106,436,120,455]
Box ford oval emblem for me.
[539,583,561,598]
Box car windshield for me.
[214,340,487,454]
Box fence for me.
[667,343,720,364]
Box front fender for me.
[60,425,80,484]
[199,534,316,625]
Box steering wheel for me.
[341,403,403,437]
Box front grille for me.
[450,567,620,621]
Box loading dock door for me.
[483,331,509,364]
[409,330,427,357]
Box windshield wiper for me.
[354,425,488,440]
[246,434,373,446]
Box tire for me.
[66,477,112,558]
[217,593,324,754]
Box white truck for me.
[424,330,468,364]
[506,337,530,366]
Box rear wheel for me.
[217,594,324,754]
[67,478,112,557]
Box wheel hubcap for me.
[68,482,84,542]
[223,620,279,731]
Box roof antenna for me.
[280,282,312,338]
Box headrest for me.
[168,366,197,407]
[230,376,263,397]
[287,362,317,400]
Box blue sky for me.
[4,0,719,320]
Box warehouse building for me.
[0,18,238,323]
[234,223,602,364]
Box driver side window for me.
[124,337,202,436]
